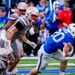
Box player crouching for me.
[0,38,17,75]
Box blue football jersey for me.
[44,27,74,54]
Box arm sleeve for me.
[15,22,24,31]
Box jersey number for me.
[52,29,65,42]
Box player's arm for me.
[20,34,37,49]
[3,20,15,30]
[63,42,74,57]
[7,21,24,41]
[7,21,37,49]
[0,20,15,40]
[7,26,18,40]
[1,13,18,39]
[3,13,18,31]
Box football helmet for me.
[0,39,13,62]
[0,48,13,62]
[67,23,75,38]
[17,2,28,15]
[17,2,28,10]
[53,0,60,9]
[25,7,39,24]
[0,48,13,74]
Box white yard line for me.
[21,57,75,59]
[18,57,75,67]
[21,57,38,59]
[17,63,75,67]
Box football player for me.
[4,7,39,75]
[27,23,75,75]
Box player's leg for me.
[0,47,15,75]
[5,42,20,75]
[16,39,24,57]
[60,60,68,75]
[27,45,52,75]
[52,49,68,75]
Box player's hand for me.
[1,30,6,35]
[26,40,37,49]
[0,30,7,40]
[63,42,74,57]
[67,42,74,56]
[29,27,35,35]
[67,42,72,49]
[30,42,37,49]
[4,40,13,52]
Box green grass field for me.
[16,57,75,75]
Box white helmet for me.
[25,7,39,24]
[17,2,28,10]
[67,23,75,38]
[53,0,60,9]
[0,48,12,62]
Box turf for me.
[16,57,75,75]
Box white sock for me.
[6,69,12,75]
[6,68,17,75]
[60,71,65,75]
[12,68,18,74]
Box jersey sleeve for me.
[35,18,42,26]
[8,13,19,21]
[15,21,24,31]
